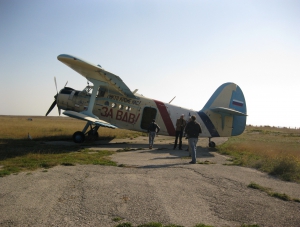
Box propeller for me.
[45,77,66,116]
[45,95,57,116]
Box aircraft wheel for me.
[209,141,216,148]
[73,131,85,143]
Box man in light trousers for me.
[147,119,160,149]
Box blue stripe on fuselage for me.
[197,111,220,137]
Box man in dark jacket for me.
[184,115,202,164]
[173,114,186,150]
[147,119,160,149]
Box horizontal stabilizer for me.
[63,110,117,129]
[210,107,247,116]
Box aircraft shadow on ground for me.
[0,139,78,161]
[0,137,215,162]
[89,141,215,159]
[0,136,117,161]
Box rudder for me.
[199,82,247,136]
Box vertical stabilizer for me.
[199,83,247,137]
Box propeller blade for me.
[54,77,58,94]
[64,81,68,87]
[45,99,57,116]
[46,78,61,117]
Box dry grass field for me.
[0,115,145,177]
[0,116,299,183]
[0,115,144,140]
[216,125,300,183]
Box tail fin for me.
[198,82,247,137]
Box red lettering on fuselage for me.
[116,110,122,120]
[107,108,113,118]
[134,113,140,124]
[101,106,113,118]
[122,112,128,122]
[102,107,139,124]
[101,106,108,117]
[128,113,135,123]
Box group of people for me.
[147,114,202,164]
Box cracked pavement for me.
[0,136,300,227]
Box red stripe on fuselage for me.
[153,100,175,136]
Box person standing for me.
[173,114,186,150]
[185,117,192,156]
[185,115,202,164]
[147,119,160,149]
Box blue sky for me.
[1,0,299,128]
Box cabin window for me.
[111,103,116,108]
[119,105,123,109]
[104,101,109,106]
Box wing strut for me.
[81,78,102,119]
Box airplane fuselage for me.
[57,87,203,137]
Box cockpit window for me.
[79,86,92,96]
[85,86,93,94]
[98,87,106,97]
[78,85,107,97]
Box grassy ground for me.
[0,116,145,177]
[1,116,300,183]
[248,182,300,202]
[216,125,300,183]
[113,222,259,227]
[0,115,144,140]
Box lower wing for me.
[63,110,118,129]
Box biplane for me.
[46,54,247,147]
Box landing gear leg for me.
[72,122,99,143]
[208,137,216,148]
[86,125,100,141]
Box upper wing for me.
[57,54,136,98]
[63,110,117,129]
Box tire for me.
[72,131,85,143]
[209,141,216,148]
